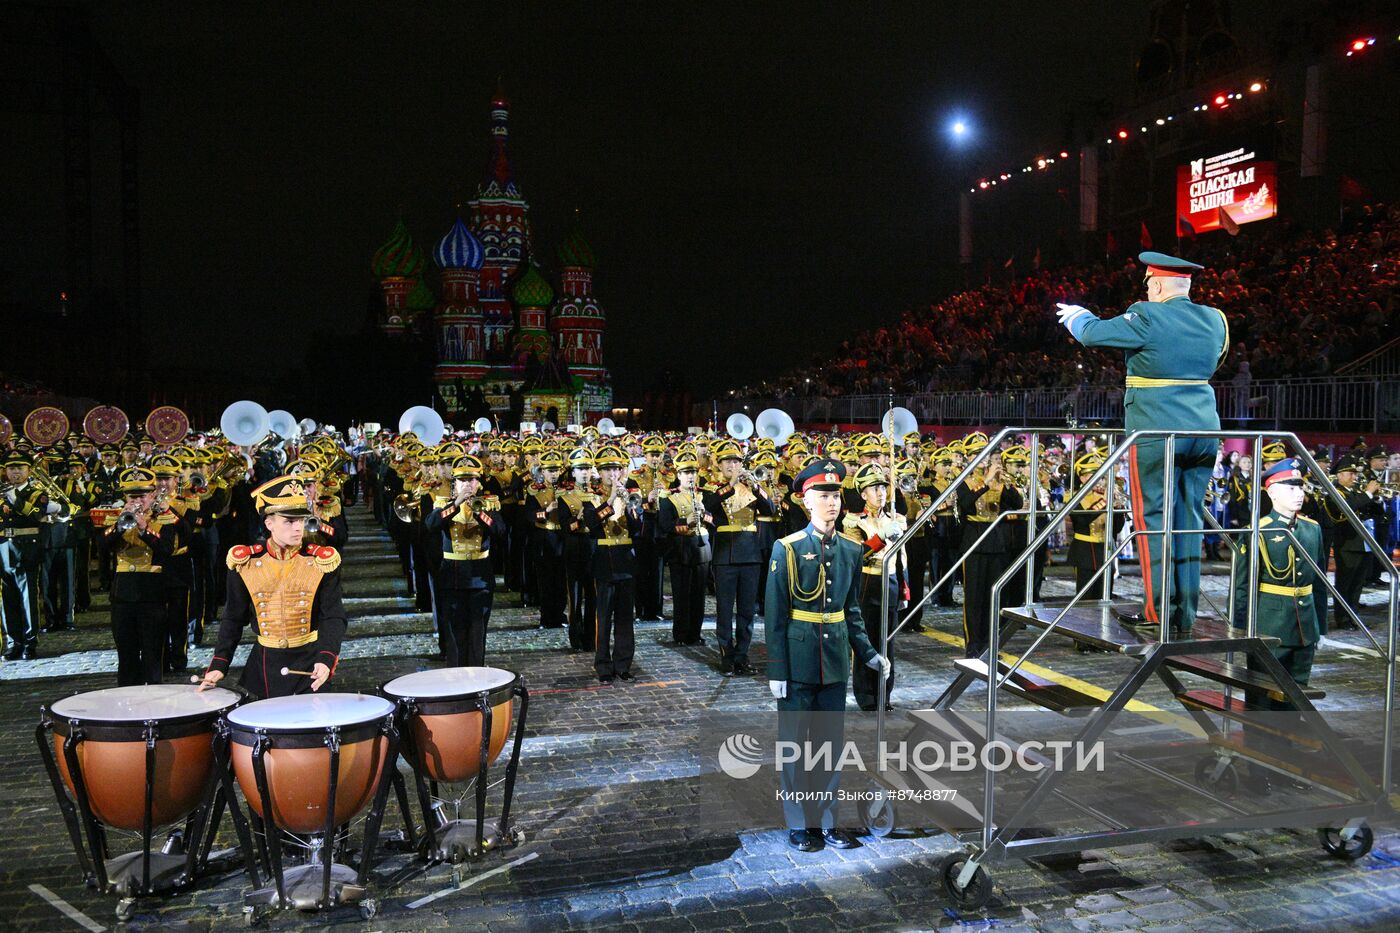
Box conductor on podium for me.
[1056,251,1228,638]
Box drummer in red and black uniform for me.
[198,475,347,698]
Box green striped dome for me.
[511,263,555,307]
[372,219,424,279]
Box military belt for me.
[861,565,896,576]
[717,524,758,533]
[791,609,845,624]
[442,550,488,561]
[1125,376,1210,388]
[1,527,40,538]
[1259,583,1312,598]
[598,536,632,546]
[257,630,319,649]
[756,516,777,523]
[535,521,561,531]
[1073,532,1105,543]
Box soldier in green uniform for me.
[1057,251,1228,638]
[766,459,889,852]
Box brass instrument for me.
[897,472,918,494]
[393,493,421,523]
[750,464,773,483]
[116,502,147,533]
[29,462,76,517]
[304,486,322,536]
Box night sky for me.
[10,0,1294,400]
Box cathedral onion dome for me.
[435,217,485,270]
[557,226,596,270]
[406,276,436,311]
[372,219,424,279]
[511,262,554,307]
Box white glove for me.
[46,500,61,515]
[1054,303,1093,333]
[867,654,892,680]
[769,680,787,699]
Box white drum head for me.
[51,684,240,722]
[382,666,515,699]
[227,693,394,730]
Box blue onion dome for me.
[435,217,485,270]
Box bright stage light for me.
[1117,129,1128,139]
[1249,81,1263,92]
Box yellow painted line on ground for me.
[918,626,1204,734]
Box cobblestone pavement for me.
[2,505,1398,931]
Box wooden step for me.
[1176,690,1324,749]
[1166,655,1325,703]
[952,658,1102,714]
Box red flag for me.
[1340,174,1369,203]
[1139,221,1153,250]
[1217,206,1240,236]
[1105,230,1119,256]
[1178,214,1198,240]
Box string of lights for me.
[967,33,1398,195]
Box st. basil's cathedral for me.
[369,89,611,425]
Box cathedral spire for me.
[482,82,516,196]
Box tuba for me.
[754,408,794,446]
[399,406,445,446]
[726,412,754,440]
[266,409,298,444]
[220,401,271,447]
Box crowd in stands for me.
[736,203,1400,398]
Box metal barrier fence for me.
[717,376,1400,431]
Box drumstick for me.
[280,666,316,677]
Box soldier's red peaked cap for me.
[795,460,846,493]
[1139,250,1203,277]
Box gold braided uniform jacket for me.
[207,542,347,695]
[841,509,909,601]
[424,493,504,589]
[526,482,565,557]
[100,511,180,602]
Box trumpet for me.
[304,487,322,535]
[750,464,773,483]
[30,463,76,514]
[897,472,919,494]
[116,502,147,532]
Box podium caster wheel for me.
[1319,824,1373,860]
[939,852,992,911]
[507,828,525,847]
[242,905,263,926]
[1193,755,1238,795]
[360,898,379,920]
[115,898,136,922]
[862,791,896,838]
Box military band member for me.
[583,446,644,682]
[101,468,178,684]
[3,451,61,659]
[926,447,962,608]
[631,436,668,621]
[766,459,889,852]
[1058,251,1227,638]
[894,456,929,632]
[149,454,195,672]
[526,450,568,629]
[706,440,773,675]
[423,456,503,667]
[752,449,783,619]
[198,475,347,699]
[1067,452,1124,599]
[557,448,601,652]
[842,463,907,711]
[1300,449,1336,626]
[658,453,712,645]
[957,446,1024,659]
[1331,454,1385,630]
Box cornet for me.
[116,502,147,532]
[897,473,919,494]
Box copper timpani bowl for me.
[381,667,518,783]
[225,694,395,835]
[45,685,240,831]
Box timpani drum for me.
[37,685,241,918]
[222,693,399,917]
[382,666,528,863]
